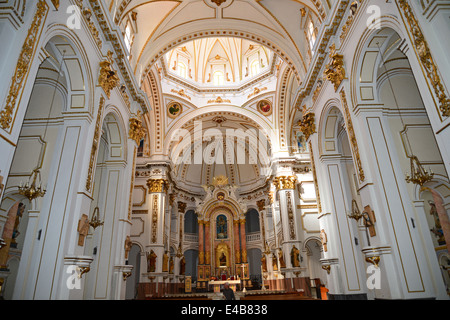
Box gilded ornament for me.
[0,0,49,131]
[151,195,159,243]
[286,192,296,240]
[178,201,187,213]
[147,179,169,193]
[98,57,120,98]
[365,256,380,268]
[129,111,147,145]
[86,97,105,192]
[323,44,347,92]
[340,90,365,182]
[322,265,331,274]
[299,112,316,141]
[397,0,450,118]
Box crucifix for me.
[362,205,376,246]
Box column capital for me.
[273,175,297,190]
[146,178,169,193]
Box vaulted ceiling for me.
[108,0,333,195]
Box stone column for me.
[240,218,247,263]
[204,220,211,266]
[198,220,204,265]
[233,220,241,265]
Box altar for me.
[208,280,241,293]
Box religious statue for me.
[219,252,227,267]
[180,256,186,275]
[162,251,169,272]
[77,214,90,246]
[272,254,278,271]
[362,205,376,237]
[11,203,25,247]
[429,201,445,245]
[291,245,300,268]
[124,235,132,259]
[320,229,328,252]
[169,256,174,274]
[261,255,268,272]
[147,250,157,273]
[278,248,286,269]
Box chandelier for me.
[18,168,46,201]
[406,155,434,186]
[89,206,104,230]
[347,199,362,222]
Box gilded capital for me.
[273,176,297,190]
[146,179,169,193]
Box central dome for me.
[163,37,275,89]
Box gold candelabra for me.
[405,155,434,186]
[18,168,46,201]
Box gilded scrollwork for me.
[397,0,450,118]
[0,0,48,131]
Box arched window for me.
[124,21,134,58]
[178,62,187,78]
[250,59,260,77]
[213,71,224,86]
[307,19,317,54]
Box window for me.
[213,71,224,86]
[124,22,133,55]
[307,19,317,54]
[250,59,260,77]
[178,62,187,78]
